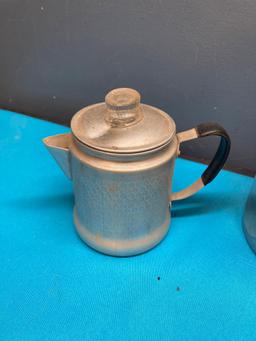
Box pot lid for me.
[71,88,176,154]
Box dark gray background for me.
[0,0,255,174]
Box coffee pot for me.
[43,88,230,256]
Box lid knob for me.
[105,88,143,127]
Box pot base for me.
[74,209,170,257]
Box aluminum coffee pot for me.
[43,88,231,256]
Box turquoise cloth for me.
[0,109,255,340]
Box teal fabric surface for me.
[0,109,255,340]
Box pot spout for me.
[43,133,72,179]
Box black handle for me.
[196,122,231,185]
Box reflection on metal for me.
[244,177,256,253]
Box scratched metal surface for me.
[0,110,255,340]
[0,0,256,173]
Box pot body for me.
[69,137,178,256]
